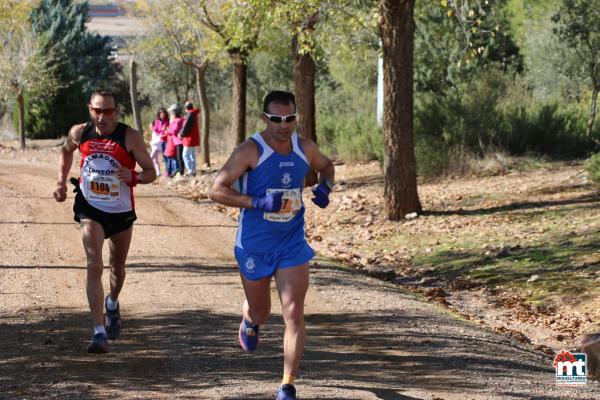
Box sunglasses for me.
[90,107,117,116]
[264,112,296,123]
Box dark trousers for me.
[176,144,185,175]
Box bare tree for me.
[292,12,319,143]
[191,0,264,146]
[0,24,58,149]
[136,0,213,165]
[129,59,143,135]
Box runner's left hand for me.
[311,182,331,209]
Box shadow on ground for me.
[0,296,559,399]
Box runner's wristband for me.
[129,170,139,187]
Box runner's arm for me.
[302,138,335,187]
[53,124,84,202]
[209,142,258,209]
[119,128,157,185]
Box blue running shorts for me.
[235,241,315,281]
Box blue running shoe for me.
[104,295,122,340]
[238,318,259,352]
[87,332,109,354]
[276,384,297,400]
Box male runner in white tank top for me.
[53,90,156,354]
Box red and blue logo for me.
[554,350,586,386]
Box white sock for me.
[94,325,106,335]
[106,295,119,311]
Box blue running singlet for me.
[234,132,312,255]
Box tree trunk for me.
[380,0,422,220]
[17,88,25,150]
[195,64,211,167]
[586,86,598,139]
[129,59,143,135]
[292,13,318,142]
[231,52,247,146]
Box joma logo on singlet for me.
[279,161,294,167]
[89,141,116,153]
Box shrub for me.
[318,112,382,162]
[586,153,600,184]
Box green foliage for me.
[414,65,597,169]
[314,27,380,162]
[130,29,198,107]
[586,153,600,184]
[552,0,600,54]
[500,102,591,158]
[26,0,123,139]
[415,0,523,94]
[248,28,294,112]
[318,111,382,162]
[552,0,600,137]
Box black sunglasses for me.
[264,112,296,123]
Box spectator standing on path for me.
[150,107,168,176]
[178,101,200,177]
[209,90,335,400]
[166,104,185,177]
[52,90,156,354]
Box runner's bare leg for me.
[275,264,309,377]
[81,219,105,327]
[241,275,272,325]
[107,226,132,302]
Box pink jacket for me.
[167,117,184,146]
[152,118,169,142]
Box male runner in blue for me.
[210,90,334,400]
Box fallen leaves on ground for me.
[163,159,600,351]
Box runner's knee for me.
[86,259,103,275]
[281,301,304,325]
[109,264,126,278]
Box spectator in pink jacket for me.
[168,103,184,176]
[150,107,168,176]
[167,104,185,177]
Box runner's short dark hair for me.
[263,91,295,113]
[90,90,118,107]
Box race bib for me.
[264,188,302,222]
[86,173,120,202]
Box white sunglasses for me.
[263,112,297,123]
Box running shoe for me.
[104,295,122,340]
[87,332,109,354]
[276,384,297,400]
[238,318,259,352]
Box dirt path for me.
[0,143,598,399]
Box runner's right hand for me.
[251,192,283,212]
[53,184,67,202]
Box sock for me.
[94,325,106,335]
[106,295,119,311]
[282,374,295,386]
